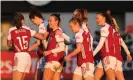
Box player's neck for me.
[38,19,44,26]
[101,23,106,27]
[53,26,59,31]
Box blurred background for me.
[1,1,133,80]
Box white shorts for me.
[97,60,103,68]
[74,62,94,78]
[115,60,123,72]
[13,52,31,73]
[37,57,45,71]
[44,61,62,73]
[102,56,117,71]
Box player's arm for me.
[7,28,12,47]
[56,30,71,43]
[7,40,12,47]
[34,32,48,40]
[43,30,65,56]
[28,40,40,51]
[120,38,130,55]
[120,38,132,60]
[65,43,82,60]
[93,27,109,56]
[65,32,83,61]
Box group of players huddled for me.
[7,7,132,80]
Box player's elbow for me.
[7,40,12,47]
[76,48,81,53]
[37,41,41,46]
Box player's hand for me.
[65,55,71,61]
[45,32,49,36]
[43,50,51,56]
[127,54,132,61]
[56,30,63,36]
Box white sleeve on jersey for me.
[90,34,93,50]
[30,29,36,36]
[75,32,83,43]
[22,26,36,36]
[7,28,11,40]
[62,33,70,42]
[51,34,65,54]
[100,27,109,37]
[39,24,47,33]
[55,34,64,42]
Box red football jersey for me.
[75,29,94,66]
[100,23,115,60]
[114,32,123,62]
[7,26,36,53]
[46,28,64,63]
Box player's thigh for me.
[13,70,24,80]
[43,68,55,80]
[52,72,61,80]
[105,68,116,80]
[84,75,94,80]
[94,67,104,79]
[115,70,125,80]
[73,74,83,80]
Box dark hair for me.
[29,6,43,20]
[81,8,88,23]
[50,14,61,26]
[13,12,24,29]
[69,17,81,26]
[74,9,84,23]
[97,12,113,26]
[46,24,52,40]
[106,10,120,33]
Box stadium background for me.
[1,1,133,80]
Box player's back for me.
[9,26,32,53]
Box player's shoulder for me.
[22,25,31,30]
[55,28,63,33]
[101,23,110,31]
[75,29,84,37]
[8,27,17,32]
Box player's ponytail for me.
[106,10,120,33]
[13,12,24,29]
[81,8,88,23]
[29,6,43,20]
[81,8,90,31]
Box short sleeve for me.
[55,34,64,42]
[22,26,36,37]
[39,24,47,33]
[30,29,36,36]
[100,27,109,37]
[7,28,11,40]
[75,33,83,43]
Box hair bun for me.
[30,6,39,13]
[56,14,60,17]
